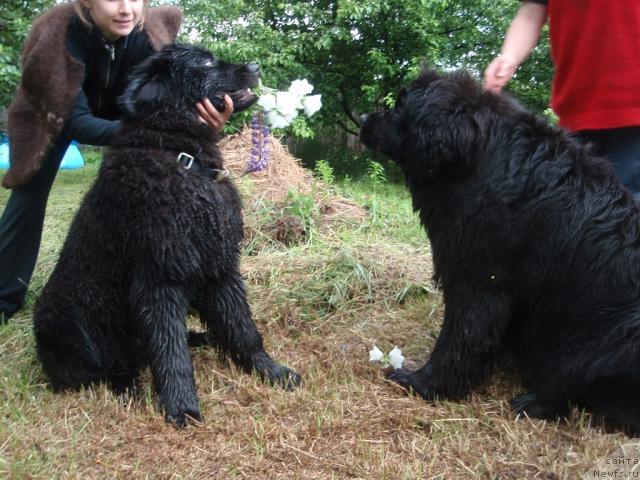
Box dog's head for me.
[360,68,514,182]
[119,44,259,120]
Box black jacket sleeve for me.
[66,88,122,146]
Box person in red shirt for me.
[484,0,640,196]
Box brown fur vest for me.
[2,2,182,189]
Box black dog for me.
[33,44,300,427]
[360,68,640,432]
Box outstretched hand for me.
[483,55,518,93]
[196,95,234,132]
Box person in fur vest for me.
[0,0,234,321]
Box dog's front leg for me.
[388,283,512,401]
[131,283,200,427]
[196,270,301,389]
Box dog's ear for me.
[119,57,171,118]
[413,88,479,180]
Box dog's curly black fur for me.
[33,44,300,427]
[361,68,640,432]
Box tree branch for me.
[336,117,359,136]
[337,88,362,130]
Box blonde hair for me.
[73,0,150,30]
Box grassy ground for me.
[0,163,631,479]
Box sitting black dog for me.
[360,68,640,432]
[33,44,300,427]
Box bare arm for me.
[484,2,548,92]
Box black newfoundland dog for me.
[360,69,640,432]
[34,44,300,427]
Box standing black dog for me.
[360,68,640,432]
[34,44,300,427]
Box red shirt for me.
[545,0,640,131]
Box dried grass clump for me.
[220,127,368,247]
[239,241,438,352]
[220,127,313,204]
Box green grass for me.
[334,178,425,245]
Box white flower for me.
[388,346,405,369]
[257,79,320,129]
[283,111,299,124]
[265,111,291,129]
[302,94,322,117]
[369,345,384,363]
[257,93,277,111]
[289,78,314,97]
[275,91,302,117]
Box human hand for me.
[196,95,234,133]
[483,55,518,93]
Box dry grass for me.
[0,132,632,479]
[222,127,313,204]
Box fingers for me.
[483,56,517,92]
[196,96,234,133]
[224,95,234,115]
[196,101,215,125]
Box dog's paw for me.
[249,352,301,390]
[271,365,301,391]
[165,408,202,428]
[386,368,433,400]
[511,393,568,421]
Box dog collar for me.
[176,152,230,182]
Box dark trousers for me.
[0,134,71,318]
[576,126,640,195]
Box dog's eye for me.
[204,60,214,67]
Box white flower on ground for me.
[289,78,314,97]
[257,93,277,111]
[302,94,322,117]
[369,345,384,362]
[388,346,405,369]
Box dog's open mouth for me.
[212,88,258,113]
[229,88,259,111]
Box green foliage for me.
[367,160,386,188]
[0,0,54,111]
[178,0,553,137]
[283,190,319,232]
[542,107,559,124]
[314,159,335,185]
[4,0,553,133]
[288,116,315,139]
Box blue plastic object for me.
[0,139,85,170]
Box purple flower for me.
[246,112,270,174]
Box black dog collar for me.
[176,152,230,182]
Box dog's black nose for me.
[247,63,260,74]
[360,113,369,125]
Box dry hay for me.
[318,196,368,229]
[220,127,367,246]
[220,127,313,204]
